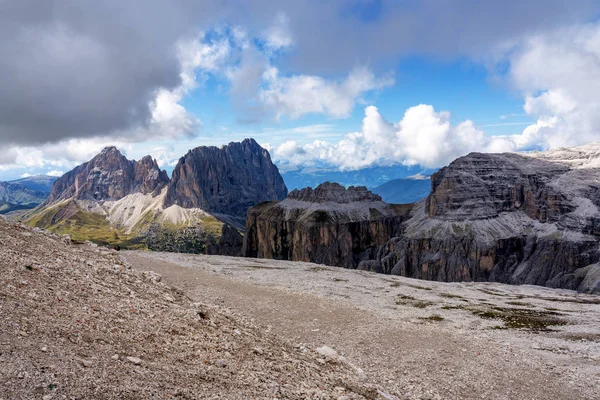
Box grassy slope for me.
[26,202,224,249]
[26,202,141,248]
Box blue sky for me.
[1,1,599,180]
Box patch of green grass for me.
[308,266,331,272]
[562,333,600,342]
[477,288,507,296]
[412,302,432,308]
[242,265,285,270]
[471,307,567,331]
[395,294,434,308]
[407,284,433,291]
[506,301,536,307]
[440,293,465,299]
[441,305,467,310]
[419,314,444,322]
[538,296,600,305]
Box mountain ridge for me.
[244,144,600,293]
[26,139,286,253]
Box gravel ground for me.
[124,251,600,400]
[0,218,387,400]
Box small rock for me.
[40,346,48,352]
[78,358,92,368]
[111,354,119,360]
[126,356,142,365]
[215,359,228,368]
[42,395,54,400]
[253,347,264,355]
[316,345,339,360]
[163,294,175,303]
[234,329,241,335]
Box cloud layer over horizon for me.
[2,1,600,177]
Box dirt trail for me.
[125,251,600,400]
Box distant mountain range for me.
[25,139,286,252]
[0,175,58,215]
[281,165,433,190]
[371,174,431,204]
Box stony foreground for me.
[0,217,384,399]
[125,250,600,400]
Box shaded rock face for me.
[378,149,600,293]
[48,147,168,202]
[206,223,243,257]
[245,146,600,293]
[288,182,381,203]
[377,227,600,291]
[426,153,574,222]
[164,139,287,220]
[243,183,412,268]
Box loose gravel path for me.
[125,251,600,400]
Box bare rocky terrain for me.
[124,250,600,400]
[0,217,385,399]
[2,214,599,399]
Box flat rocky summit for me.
[0,217,383,399]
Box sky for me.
[2,0,600,180]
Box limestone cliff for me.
[245,146,600,293]
[244,182,411,267]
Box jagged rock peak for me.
[99,145,120,154]
[47,147,169,203]
[164,138,287,221]
[287,182,382,203]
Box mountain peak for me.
[47,147,168,203]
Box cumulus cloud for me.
[270,104,535,171]
[260,67,394,120]
[504,23,600,149]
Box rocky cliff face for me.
[378,146,600,293]
[164,139,287,223]
[245,146,600,293]
[244,182,412,268]
[48,146,169,202]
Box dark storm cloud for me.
[1,0,597,146]
[0,0,227,146]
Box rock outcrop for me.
[245,145,600,293]
[383,147,600,293]
[244,182,412,268]
[47,146,169,202]
[164,138,287,223]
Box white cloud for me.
[46,170,64,177]
[272,105,492,171]
[270,104,566,172]
[263,12,293,52]
[260,67,394,120]
[20,173,32,178]
[506,23,600,149]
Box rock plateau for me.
[245,145,600,293]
